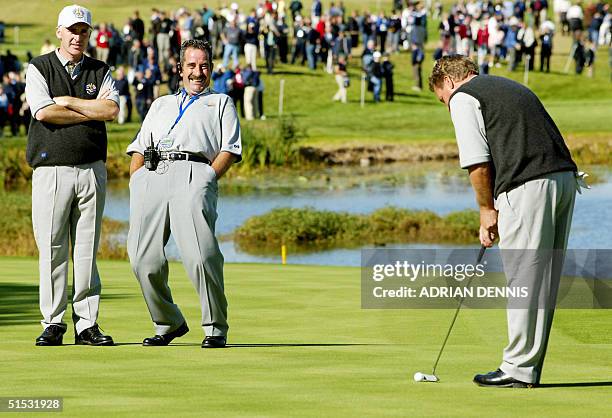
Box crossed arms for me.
[36,88,118,124]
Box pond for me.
[104,162,612,266]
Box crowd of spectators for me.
[1,1,611,135]
[435,0,610,75]
[0,51,29,137]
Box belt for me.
[161,152,211,165]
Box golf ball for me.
[413,372,424,382]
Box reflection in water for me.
[105,163,612,266]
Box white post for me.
[14,26,19,45]
[360,74,366,108]
[279,79,285,116]
[523,55,530,85]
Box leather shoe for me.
[202,336,226,348]
[75,324,114,346]
[35,325,66,346]
[473,369,535,388]
[143,322,189,346]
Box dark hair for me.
[428,55,479,91]
[179,39,213,66]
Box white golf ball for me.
[413,372,424,382]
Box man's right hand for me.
[130,153,145,176]
[479,208,498,248]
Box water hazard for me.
[104,162,612,266]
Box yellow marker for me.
[281,245,287,265]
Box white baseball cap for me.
[57,4,92,28]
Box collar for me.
[55,49,84,67]
[175,87,214,98]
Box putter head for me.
[414,372,439,382]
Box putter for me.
[414,245,487,383]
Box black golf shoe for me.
[35,325,66,346]
[201,336,226,348]
[473,369,535,388]
[75,324,114,346]
[143,322,189,346]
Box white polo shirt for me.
[449,92,492,169]
[127,88,242,162]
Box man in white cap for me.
[25,4,119,346]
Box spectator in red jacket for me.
[96,22,112,63]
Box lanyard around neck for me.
[167,90,199,135]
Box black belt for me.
[161,152,211,165]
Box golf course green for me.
[1,258,610,417]
[1,1,611,415]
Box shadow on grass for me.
[0,283,39,326]
[110,342,395,347]
[0,283,131,326]
[538,381,612,388]
[113,342,396,347]
[161,343,393,348]
[228,343,389,347]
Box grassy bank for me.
[0,192,126,259]
[1,258,611,417]
[234,207,479,254]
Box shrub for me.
[233,207,480,254]
[240,115,305,170]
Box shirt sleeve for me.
[219,96,242,162]
[449,92,492,169]
[97,69,120,106]
[25,64,55,118]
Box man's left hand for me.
[53,96,72,108]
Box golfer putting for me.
[427,55,587,388]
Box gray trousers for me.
[127,161,228,337]
[496,171,577,384]
[32,161,106,334]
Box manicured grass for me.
[1,257,611,417]
[1,1,611,147]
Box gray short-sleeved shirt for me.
[25,49,119,118]
[126,89,242,162]
[449,92,492,169]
